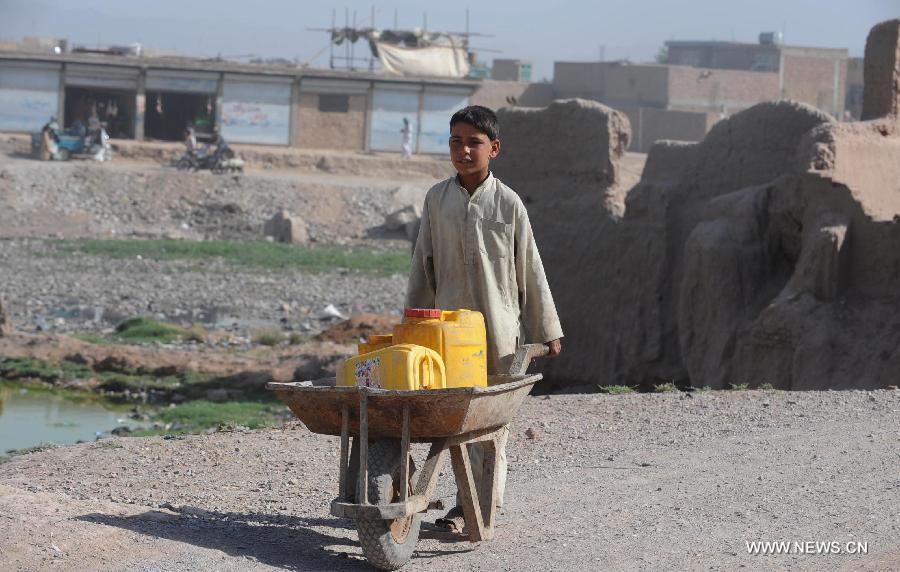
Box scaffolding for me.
[308,7,494,73]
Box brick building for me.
[554,36,848,152]
[666,38,848,117]
[0,49,548,153]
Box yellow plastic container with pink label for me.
[391,308,487,389]
[337,343,446,390]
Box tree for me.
[655,46,668,64]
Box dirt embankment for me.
[0,153,430,245]
[1,388,897,571]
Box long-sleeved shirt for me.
[406,172,563,375]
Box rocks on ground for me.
[263,210,308,244]
[0,295,12,336]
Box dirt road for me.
[1,388,897,571]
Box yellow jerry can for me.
[357,334,393,355]
[336,343,446,391]
[392,309,487,388]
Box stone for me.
[206,388,230,403]
[0,295,13,336]
[316,313,400,343]
[384,204,422,242]
[292,354,344,382]
[263,210,308,245]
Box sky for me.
[1,0,897,80]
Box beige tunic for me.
[406,173,563,375]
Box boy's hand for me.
[547,338,562,357]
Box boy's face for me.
[449,122,500,177]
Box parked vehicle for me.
[31,128,85,160]
[31,124,112,161]
[175,147,244,174]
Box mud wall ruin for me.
[862,19,900,120]
[492,20,900,391]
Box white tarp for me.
[376,42,470,78]
[0,63,60,132]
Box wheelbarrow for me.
[267,344,548,570]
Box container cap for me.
[405,308,442,319]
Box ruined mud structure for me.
[494,20,900,391]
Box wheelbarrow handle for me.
[509,343,550,376]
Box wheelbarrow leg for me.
[399,404,410,502]
[450,443,486,541]
[338,405,350,502]
[413,439,447,499]
[477,436,499,540]
[356,392,369,505]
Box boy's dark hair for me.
[450,105,499,140]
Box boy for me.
[406,105,562,528]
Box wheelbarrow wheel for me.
[356,438,420,571]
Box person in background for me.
[40,117,60,161]
[93,122,111,162]
[184,126,198,157]
[210,127,229,162]
[401,117,413,159]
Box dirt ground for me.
[1,388,898,571]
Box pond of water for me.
[0,385,126,453]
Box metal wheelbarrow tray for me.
[267,373,540,440]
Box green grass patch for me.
[131,400,287,436]
[55,238,411,276]
[252,327,285,346]
[116,316,187,343]
[0,356,93,383]
[730,383,750,391]
[182,325,208,343]
[654,382,679,393]
[73,333,115,346]
[288,333,308,345]
[599,385,634,395]
[0,356,216,396]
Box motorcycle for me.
[175,145,244,174]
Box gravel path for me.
[0,239,408,336]
[1,389,897,570]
